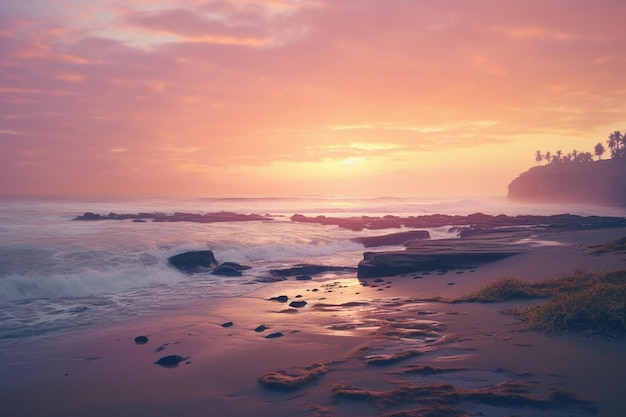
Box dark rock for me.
[154,355,187,368]
[74,212,102,220]
[269,295,289,303]
[352,230,430,247]
[168,251,218,274]
[211,265,242,277]
[221,321,234,328]
[290,214,402,231]
[219,262,251,271]
[289,301,308,308]
[74,211,272,223]
[270,264,357,277]
[265,332,283,339]
[255,325,268,332]
[358,251,519,279]
[291,211,626,231]
[255,276,288,283]
[295,275,312,281]
[134,335,148,345]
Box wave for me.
[0,265,185,303]
[212,239,364,264]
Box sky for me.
[1,0,625,197]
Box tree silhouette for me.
[555,150,563,162]
[607,131,625,158]
[532,131,624,164]
[594,142,605,160]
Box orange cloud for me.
[1,0,625,195]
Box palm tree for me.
[607,130,625,158]
[555,149,563,163]
[594,142,605,160]
[544,151,551,164]
[535,150,543,165]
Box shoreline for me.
[1,227,626,416]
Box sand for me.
[1,227,625,417]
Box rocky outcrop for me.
[357,251,518,278]
[352,230,430,247]
[168,251,252,276]
[168,251,218,273]
[211,265,243,277]
[74,211,272,223]
[507,159,626,206]
[356,230,536,279]
[292,212,626,232]
[269,264,357,277]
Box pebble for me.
[134,336,148,345]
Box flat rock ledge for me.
[357,251,518,278]
[74,211,271,223]
[357,231,530,279]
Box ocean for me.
[1,194,624,342]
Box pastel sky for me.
[1,0,625,196]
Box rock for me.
[74,212,102,220]
[74,211,273,223]
[255,276,287,283]
[168,251,218,274]
[221,321,234,328]
[134,335,148,345]
[211,265,242,277]
[352,230,431,247]
[291,211,626,231]
[255,325,268,332]
[357,251,519,279]
[219,262,252,271]
[290,214,402,231]
[154,355,187,368]
[289,301,308,308]
[270,295,289,303]
[270,264,357,277]
[265,332,283,339]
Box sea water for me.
[1,194,624,342]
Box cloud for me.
[1,0,625,194]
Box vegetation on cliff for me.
[508,130,626,205]
[534,130,625,165]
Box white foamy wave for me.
[0,265,185,303]
[212,240,364,264]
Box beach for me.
[2,225,625,417]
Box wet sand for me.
[1,227,625,417]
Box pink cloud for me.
[1,0,625,194]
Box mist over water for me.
[1,194,624,341]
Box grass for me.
[588,236,626,254]
[458,269,626,336]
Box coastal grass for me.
[588,236,626,254]
[458,269,626,336]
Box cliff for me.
[507,159,626,206]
